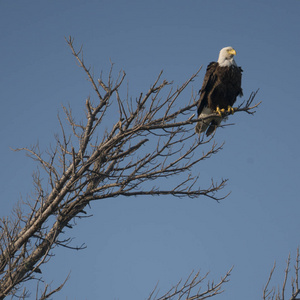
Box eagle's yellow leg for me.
[227,106,235,114]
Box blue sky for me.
[1,0,300,299]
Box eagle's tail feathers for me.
[206,119,222,136]
[195,121,209,134]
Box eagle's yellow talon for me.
[215,106,222,116]
[227,106,235,114]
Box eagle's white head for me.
[218,46,237,67]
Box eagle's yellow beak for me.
[228,48,237,56]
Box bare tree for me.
[0,37,259,299]
[263,248,300,300]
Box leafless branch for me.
[263,248,300,300]
[263,262,276,300]
[147,267,233,300]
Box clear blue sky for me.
[1,1,300,299]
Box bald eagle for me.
[195,46,243,136]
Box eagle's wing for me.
[197,62,218,115]
[236,66,243,98]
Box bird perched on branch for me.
[195,46,243,136]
